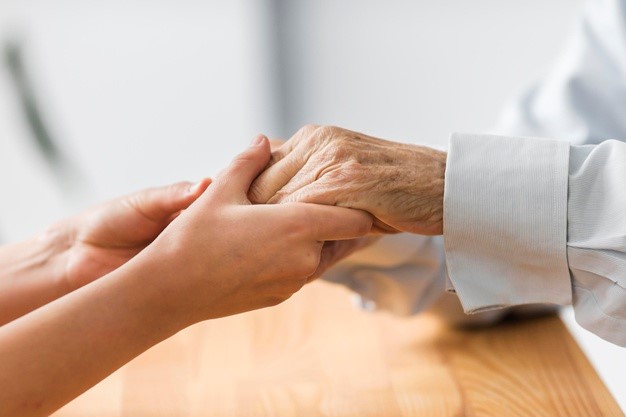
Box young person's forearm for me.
[0,256,182,417]
[0,229,70,325]
[0,137,374,417]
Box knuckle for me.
[264,278,305,307]
[248,178,273,203]
[268,138,285,150]
[268,189,289,204]
[288,282,307,296]
[233,152,256,166]
[318,132,355,162]
[269,149,284,165]
[269,140,292,163]
[299,249,321,276]
[293,124,319,146]
[328,143,350,161]
[323,160,361,183]
[247,185,264,203]
[316,125,339,138]
[343,159,363,176]
[226,159,247,176]
[301,125,336,148]
[298,124,319,136]
[124,193,156,220]
[322,168,345,183]
[286,276,307,294]
[301,263,318,278]
[226,153,257,175]
[265,294,288,307]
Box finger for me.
[264,157,326,205]
[213,135,271,200]
[300,204,373,241]
[268,124,317,166]
[248,151,306,203]
[308,239,367,282]
[272,177,336,206]
[279,183,401,235]
[248,125,318,204]
[268,138,285,151]
[126,178,212,222]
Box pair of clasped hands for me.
[61,125,446,325]
[0,125,447,416]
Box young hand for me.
[133,135,373,325]
[53,180,210,291]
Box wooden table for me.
[53,281,624,417]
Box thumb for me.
[124,178,212,223]
[214,135,271,200]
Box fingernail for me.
[188,181,203,194]
[250,134,265,147]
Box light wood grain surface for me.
[53,281,624,417]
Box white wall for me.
[275,0,581,148]
[0,0,582,239]
[0,0,279,240]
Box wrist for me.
[427,147,446,233]
[120,240,199,330]
[404,144,446,235]
[0,224,73,324]
[39,221,76,294]
[104,256,189,339]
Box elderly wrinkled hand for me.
[249,125,447,235]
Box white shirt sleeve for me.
[322,228,509,326]
[322,233,447,316]
[445,134,626,347]
[568,142,626,346]
[324,0,626,345]
[444,133,571,312]
[429,0,626,345]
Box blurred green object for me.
[3,39,85,198]
[4,39,62,166]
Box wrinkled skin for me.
[250,125,446,235]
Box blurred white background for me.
[0,0,623,410]
[0,0,581,241]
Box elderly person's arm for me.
[260,139,480,323]
[249,125,626,347]
[249,0,626,347]
[251,126,446,235]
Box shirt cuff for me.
[443,133,572,313]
